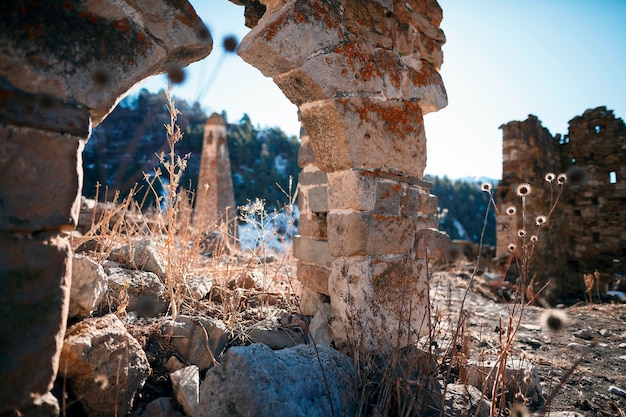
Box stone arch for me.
[0,0,449,413]
[233,0,448,351]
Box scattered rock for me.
[466,358,544,406]
[573,328,594,340]
[69,253,108,318]
[170,366,199,417]
[619,342,626,349]
[609,385,626,398]
[165,356,185,372]
[307,302,333,345]
[161,315,228,370]
[186,276,212,301]
[198,343,356,417]
[567,342,586,353]
[299,286,330,316]
[138,397,184,417]
[247,326,306,349]
[599,328,611,337]
[105,267,169,316]
[443,384,490,417]
[228,269,271,291]
[59,314,151,417]
[110,238,167,279]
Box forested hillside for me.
[83,89,300,211]
[425,175,497,246]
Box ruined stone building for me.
[195,113,236,229]
[497,107,626,300]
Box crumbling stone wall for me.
[0,2,211,414]
[497,107,626,300]
[195,113,236,227]
[234,0,448,351]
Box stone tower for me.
[195,113,236,229]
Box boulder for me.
[105,267,168,316]
[110,238,167,280]
[198,343,356,417]
[160,315,229,370]
[170,365,199,417]
[59,314,151,417]
[69,254,108,318]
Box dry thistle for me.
[516,183,532,197]
[539,309,568,333]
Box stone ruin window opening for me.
[595,125,601,134]
[609,171,617,184]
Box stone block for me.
[327,170,377,211]
[297,260,331,296]
[298,170,328,187]
[301,98,427,175]
[374,179,405,215]
[401,185,421,216]
[296,211,328,240]
[0,127,84,232]
[298,136,317,168]
[421,193,439,215]
[0,83,91,137]
[308,185,328,213]
[274,68,329,107]
[327,211,416,257]
[328,256,429,352]
[293,235,334,268]
[0,232,70,414]
[238,1,345,78]
[415,228,451,261]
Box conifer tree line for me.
[83,89,300,212]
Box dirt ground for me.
[430,271,626,416]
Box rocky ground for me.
[430,271,626,417]
[58,200,625,416]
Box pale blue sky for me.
[135,1,626,180]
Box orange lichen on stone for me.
[348,100,422,137]
[113,18,129,32]
[334,43,380,82]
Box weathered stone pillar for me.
[195,113,236,230]
[237,0,448,351]
[0,2,210,413]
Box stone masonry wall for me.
[497,107,626,301]
[0,2,211,414]
[235,0,449,351]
